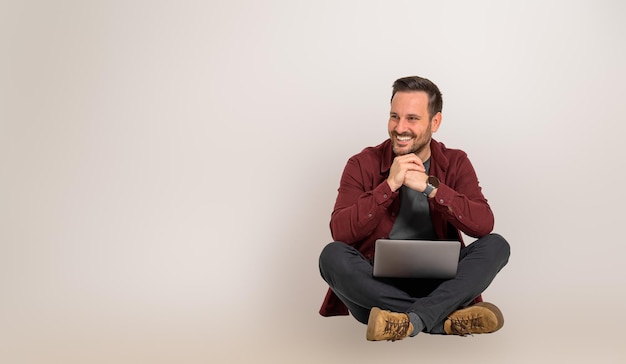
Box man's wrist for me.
[422,176,440,198]
[387,178,401,192]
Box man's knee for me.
[319,242,348,276]
[320,241,346,265]
[485,233,510,264]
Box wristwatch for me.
[422,176,440,197]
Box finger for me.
[398,154,425,167]
[410,156,425,168]
[406,166,426,174]
[411,160,425,170]
[401,161,425,172]
[395,154,422,162]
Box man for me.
[318,76,510,341]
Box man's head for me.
[388,76,443,157]
[391,76,443,118]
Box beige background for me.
[1,0,625,363]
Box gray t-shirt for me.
[388,158,437,240]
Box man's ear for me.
[430,112,442,132]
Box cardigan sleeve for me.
[431,154,494,238]
[329,156,398,245]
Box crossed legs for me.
[318,233,510,334]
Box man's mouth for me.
[395,134,413,142]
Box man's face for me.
[388,91,441,156]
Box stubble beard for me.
[391,124,433,156]
[393,137,429,156]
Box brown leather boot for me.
[444,302,504,336]
[366,307,414,341]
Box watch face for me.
[428,176,440,188]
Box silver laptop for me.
[372,239,461,279]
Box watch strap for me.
[422,183,434,197]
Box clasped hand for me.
[386,154,428,192]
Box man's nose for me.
[395,119,410,133]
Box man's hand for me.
[404,170,429,193]
[386,154,426,192]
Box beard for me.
[390,124,432,156]
[393,138,427,156]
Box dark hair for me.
[391,76,443,119]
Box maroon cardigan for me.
[319,138,493,317]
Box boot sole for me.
[475,302,505,332]
[366,307,382,341]
[444,302,505,335]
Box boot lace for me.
[383,318,410,341]
[449,315,483,336]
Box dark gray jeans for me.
[318,233,510,333]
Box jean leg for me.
[319,242,418,322]
[330,291,371,324]
[409,233,510,332]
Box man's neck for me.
[415,147,431,163]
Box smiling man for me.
[318,76,510,341]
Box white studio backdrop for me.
[1,0,625,363]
